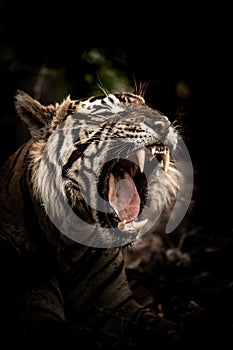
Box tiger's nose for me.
[154,119,171,133]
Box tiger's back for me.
[0,90,184,348]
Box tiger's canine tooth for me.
[135,148,146,173]
[162,149,170,172]
[118,220,127,230]
[132,219,148,230]
[151,146,156,155]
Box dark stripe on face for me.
[62,125,108,176]
[114,94,128,102]
[108,96,115,104]
[62,143,88,176]
[88,96,105,103]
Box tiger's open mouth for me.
[106,143,170,232]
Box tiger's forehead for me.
[72,92,146,116]
[64,92,166,128]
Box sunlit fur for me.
[0,89,182,344]
[24,91,181,246]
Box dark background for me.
[0,1,231,232]
[0,1,233,347]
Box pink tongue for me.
[108,172,140,223]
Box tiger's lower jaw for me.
[117,218,148,232]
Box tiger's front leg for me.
[58,244,183,348]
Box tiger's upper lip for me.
[127,144,170,174]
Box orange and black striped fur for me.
[0,90,181,348]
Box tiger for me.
[0,89,186,349]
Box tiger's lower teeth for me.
[118,220,127,230]
[118,219,148,231]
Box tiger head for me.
[15,90,191,247]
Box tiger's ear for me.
[14,90,56,139]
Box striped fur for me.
[0,90,181,347]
